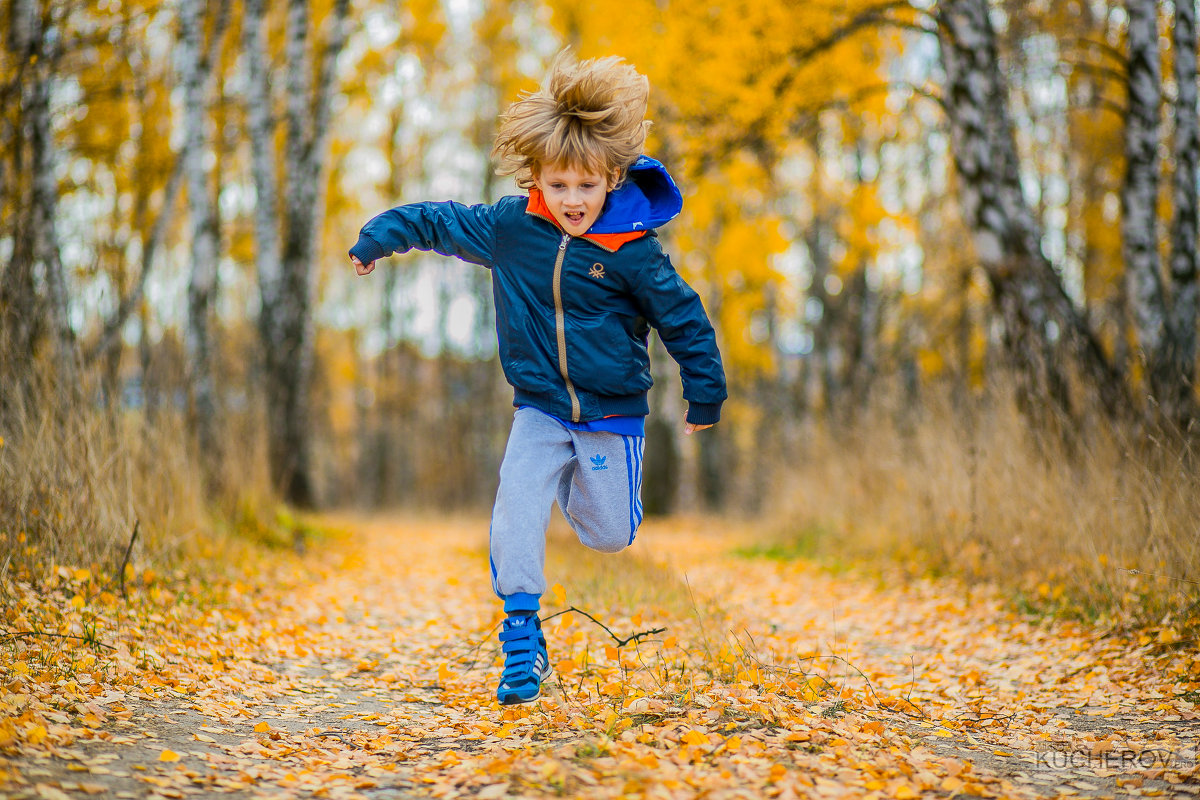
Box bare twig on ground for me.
[118,519,140,600]
[541,606,667,648]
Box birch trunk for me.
[276,0,318,508]
[30,36,76,395]
[936,0,1121,416]
[243,0,288,497]
[1167,0,1199,427]
[1,0,42,390]
[805,222,838,414]
[1121,0,1169,406]
[246,0,350,507]
[2,0,78,395]
[178,0,223,488]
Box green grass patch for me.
[731,522,843,566]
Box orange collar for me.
[526,188,647,252]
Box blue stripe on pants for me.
[622,435,645,544]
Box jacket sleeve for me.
[348,200,498,267]
[630,237,728,425]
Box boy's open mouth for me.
[564,211,585,224]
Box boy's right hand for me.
[351,255,375,276]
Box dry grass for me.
[0,371,279,589]
[767,387,1200,630]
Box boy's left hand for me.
[350,254,375,276]
[685,423,714,435]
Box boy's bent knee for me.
[586,537,630,555]
[572,519,635,554]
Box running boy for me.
[348,52,726,704]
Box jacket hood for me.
[589,155,683,235]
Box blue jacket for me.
[349,156,726,425]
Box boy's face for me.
[533,162,611,236]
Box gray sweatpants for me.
[489,407,646,600]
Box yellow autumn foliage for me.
[527,0,904,380]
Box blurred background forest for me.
[2,0,1198,626]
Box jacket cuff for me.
[685,401,722,426]
[348,233,387,265]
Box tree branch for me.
[787,1,935,67]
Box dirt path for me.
[4,515,1197,799]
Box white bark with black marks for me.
[2,0,78,393]
[936,0,1121,414]
[178,0,225,485]
[1167,0,1198,425]
[244,0,281,308]
[1121,0,1168,401]
[245,0,350,507]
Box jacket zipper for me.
[552,233,582,422]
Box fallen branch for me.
[541,606,667,648]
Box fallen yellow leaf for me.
[26,724,47,745]
[1158,627,1182,645]
[943,776,965,792]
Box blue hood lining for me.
[589,155,683,235]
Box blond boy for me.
[350,52,726,704]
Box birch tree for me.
[1120,0,1168,408]
[177,0,230,490]
[935,0,1121,415]
[244,0,350,507]
[1167,0,1198,427]
[1,0,77,398]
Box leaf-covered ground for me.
[2,515,1197,799]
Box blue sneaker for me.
[497,613,550,705]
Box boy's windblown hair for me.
[492,50,650,189]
